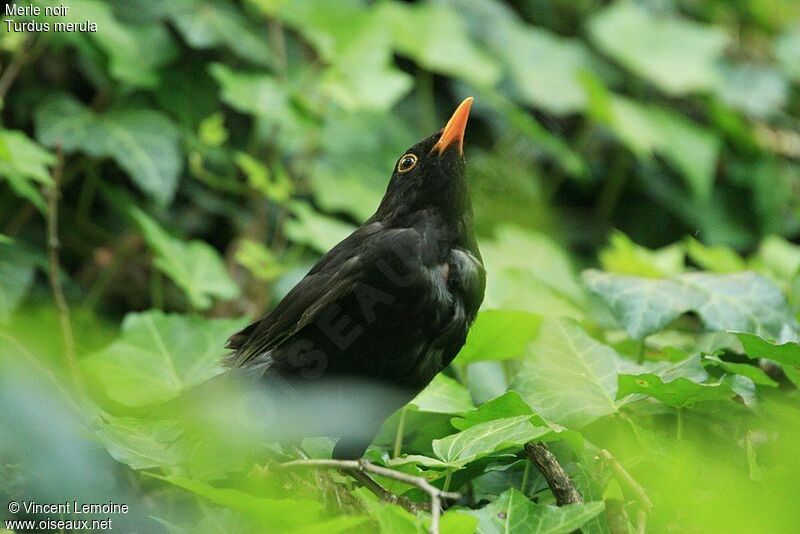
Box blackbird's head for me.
[375,97,474,223]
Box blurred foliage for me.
[1,0,800,532]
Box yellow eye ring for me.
[397,153,418,173]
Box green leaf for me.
[715,64,788,119]
[0,129,54,210]
[776,26,800,82]
[753,235,800,282]
[735,333,800,386]
[164,0,272,66]
[409,374,475,414]
[599,231,684,278]
[48,0,178,88]
[481,226,584,319]
[607,97,720,201]
[94,415,182,470]
[35,95,181,205]
[467,488,605,534]
[432,416,550,467]
[310,110,412,221]
[512,319,642,428]
[455,310,542,364]
[131,209,239,310]
[0,243,37,322]
[81,310,245,406]
[685,238,746,273]
[617,373,747,407]
[589,1,728,95]
[318,14,412,111]
[583,270,794,340]
[210,64,312,149]
[154,475,323,527]
[702,355,779,388]
[352,487,425,534]
[450,0,594,114]
[284,202,356,254]
[234,239,284,282]
[384,2,501,88]
[451,391,535,431]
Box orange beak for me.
[431,97,473,156]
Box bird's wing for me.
[225,223,420,368]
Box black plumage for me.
[225,98,485,459]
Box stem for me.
[442,468,453,494]
[599,449,653,512]
[524,442,583,505]
[520,459,531,495]
[393,406,408,459]
[44,149,82,395]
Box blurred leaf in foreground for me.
[81,310,245,406]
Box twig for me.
[524,442,583,505]
[598,449,653,512]
[393,406,408,459]
[282,458,460,534]
[44,148,82,395]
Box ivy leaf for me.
[481,227,585,320]
[163,0,271,66]
[0,243,38,322]
[94,415,182,470]
[352,487,425,533]
[131,209,240,310]
[685,238,746,273]
[599,231,685,278]
[735,332,800,385]
[81,310,246,407]
[607,97,720,201]
[384,2,501,88]
[451,391,537,431]
[449,0,595,114]
[35,96,181,205]
[210,64,311,149]
[583,270,794,340]
[512,319,642,428]
[467,488,605,534]
[0,129,54,210]
[589,1,728,95]
[432,416,550,467]
[154,475,323,527]
[49,0,178,88]
[455,310,542,364]
[409,374,475,414]
[702,355,779,388]
[617,373,749,407]
[284,202,356,254]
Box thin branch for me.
[44,148,82,395]
[599,449,653,512]
[282,458,460,534]
[524,442,583,505]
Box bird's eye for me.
[397,154,418,173]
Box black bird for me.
[225,98,486,459]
